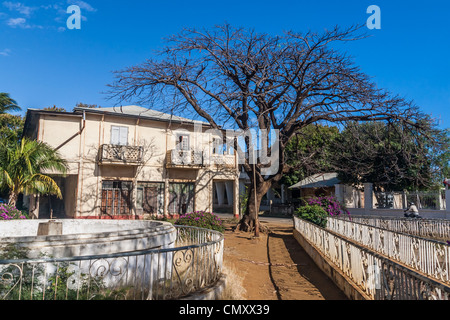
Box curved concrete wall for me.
[0,219,176,259]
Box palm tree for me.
[0,138,68,207]
[0,92,21,114]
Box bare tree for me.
[107,23,430,232]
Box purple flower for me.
[0,204,27,220]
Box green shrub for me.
[295,204,328,228]
[174,211,225,232]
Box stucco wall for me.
[31,111,239,219]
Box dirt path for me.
[222,219,348,300]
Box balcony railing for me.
[99,144,143,165]
[210,154,236,168]
[166,149,204,168]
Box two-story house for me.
[22,105,239,219]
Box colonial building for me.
[23,105,239,219]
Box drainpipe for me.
[55,110,86,151]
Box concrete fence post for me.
[335,184,344,203]
[364,183,373,214]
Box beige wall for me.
[33,111,239,218]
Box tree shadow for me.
[266,224,348,300]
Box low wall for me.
[293,228,369,300]
[0,219,176,259]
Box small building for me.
[289,172,364,209]
[289,172,340,200]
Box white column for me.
[334,184,344,203]
[364,183,373,214]
[445,189,450,213]
[233,178,240,218]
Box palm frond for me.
[0,93,21,114]
[0,137,67,202]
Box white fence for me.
[294,216,450,300]
[327,217,450,285]
[337,215,450,241]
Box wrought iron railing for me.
[210,154,236,168]
[327,217,450,285]
[373,190,446,210]
[99,144,143,164]
[0,226,223,300]
[294,216,450,300]
[166,149,204,168]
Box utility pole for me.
[253,162,259,237]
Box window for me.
[100,180,132,216]
[213,136,234,155]
[168,182,194,215]
[111,126,128,146]
[212,137,222,155]
[176,134,190,151]
[136,182,164,215]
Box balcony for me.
[166,149,204,169]
[210,154,236,169]
[98,144,143,165]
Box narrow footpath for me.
[222,218,348,300]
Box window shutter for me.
[119,127,128,145]
[183,135,189,150]
[212,138,219,154]
[111,126,120,145]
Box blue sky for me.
[0,0,449,129]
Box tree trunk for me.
[238,180,271,234]
[239,189,261,232]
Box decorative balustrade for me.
[327,217,450,285]
[166,149,204,168]
[165,149,237,169]
[99,144,143,165]
[337,215,450,241]
[210,154,236,168]
[294,216,450,300]
[0,226,223,300]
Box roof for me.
[73,105,210,125]
[289,172,340,189]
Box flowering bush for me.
[306,196,350,217]
[0,203,27,220]
[295,205,328,228]
[174,211,225,232]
